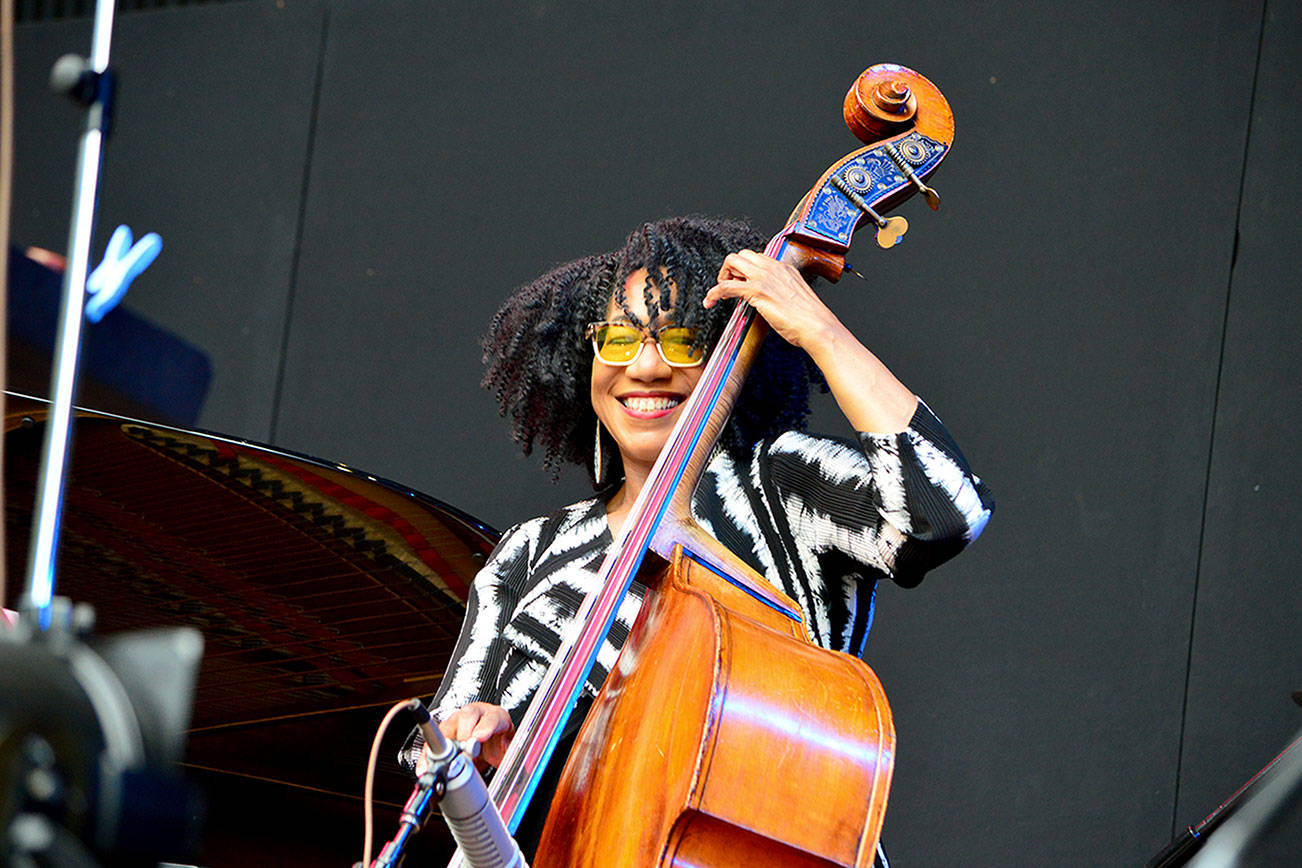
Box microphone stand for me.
[3,12,203,868]
[370,702,526,868]
[21,0,118,631]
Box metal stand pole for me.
[21,0,118,631]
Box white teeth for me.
[620,396,681,412]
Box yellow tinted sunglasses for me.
[584,321,706,368]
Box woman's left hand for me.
[703,250,843,352]
[703,249,917,434]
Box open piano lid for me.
[4,392,496,863]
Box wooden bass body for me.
[535,545,894,866]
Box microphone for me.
[372,702,526,868]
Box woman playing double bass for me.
[405,215,993,861]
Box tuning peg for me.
[875,216,908,248]
[830,173,908,248]
[884,142,940,210]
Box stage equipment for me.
[5,2,488,860]
[4,393,497,864]
[1148,728,1302,867]
[0,615,204,866]
[366,700,525,868]
[0,2,209,864]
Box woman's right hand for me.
[417,702,515,774]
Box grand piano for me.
[4,392,495,864]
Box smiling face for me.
[590,268,705,483]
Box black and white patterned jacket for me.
[422,400,992,732]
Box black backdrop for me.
[13,0,1300,863]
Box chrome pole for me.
[22,0,119,630]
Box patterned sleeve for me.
[763,399,993,588]
[398,518,536,769]
[431,520,539,716]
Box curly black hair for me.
[482,216,823,488]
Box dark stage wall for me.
[13,1,1300,864]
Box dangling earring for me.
[594,420,606,486]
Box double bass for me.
[465,64,955,867]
